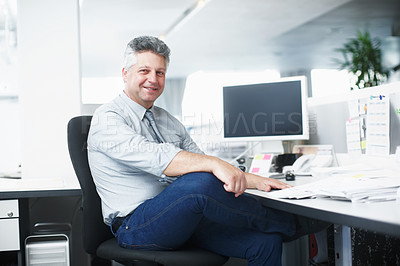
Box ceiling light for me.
[160,0,211,40]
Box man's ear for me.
[122,68,128,83]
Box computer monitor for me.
[222,76,309,142]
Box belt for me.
[112,216,126,232]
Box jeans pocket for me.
[117,219,175,251]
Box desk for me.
[246,177,400,265]
[0,178,81,266]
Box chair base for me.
[97,238,228,266]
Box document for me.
[347,99,359,119]
[268,167,400,203]
[345,118,362,155]
[0,165,21,179]
[366,94,390,156]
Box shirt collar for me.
[119,92,155,120]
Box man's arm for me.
[163,150,247,197]
[164,151,291,196]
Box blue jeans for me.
[112,172,296,266]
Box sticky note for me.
[251,168,260,173]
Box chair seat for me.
[97,238,228,266]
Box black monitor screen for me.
[223,78,308,141]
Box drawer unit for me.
[0,199,19,218]
[0,199,20,251]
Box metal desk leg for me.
[334,224,352,266]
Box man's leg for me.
[189,218,283,266]
[116,172,296,250]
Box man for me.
[88,36,328,265]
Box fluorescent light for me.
[160,0,211,40]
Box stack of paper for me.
[268,168,400,203]
[0,166,21,179]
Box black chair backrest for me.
[67,116,113,255]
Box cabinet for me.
[0,199,20,251]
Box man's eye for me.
[157,71,165,76]
[139,69,149,73]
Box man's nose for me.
[147,72,157,82]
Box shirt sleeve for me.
[180,126,204,154]
[88,108,182,177]
[163,111,204,155]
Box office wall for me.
[18,0,81,180]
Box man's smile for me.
[144,86,158,91]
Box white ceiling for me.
[79,0,400,78]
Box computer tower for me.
[25,234,70,266]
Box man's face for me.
[122,51,166,109]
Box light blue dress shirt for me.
[88,93,203,225]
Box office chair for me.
[67,116,229,266]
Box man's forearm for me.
[163,150,217,176]
[244,172,260,189]
[165,150,255,188]
[164,151,291,194]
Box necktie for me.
[144,110,176,184]
[144,110,166,143]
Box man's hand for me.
[211,158,248,197]
[245,172,292,192]
[164,151,248,197]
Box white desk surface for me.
[0,176,81,199]
[246,175,400,237]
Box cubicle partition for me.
[305,81,400,265]
[307,81,400,154]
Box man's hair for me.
[123,36,171,70]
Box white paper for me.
[345,117,362,155]
[366,94,390,156]
[268,168,400,203]
[347,99,359,118]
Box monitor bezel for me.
[221,76,309,142]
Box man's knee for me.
[182,172,221,185]
[178,172,224,193]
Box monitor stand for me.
[257,140,284,154]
